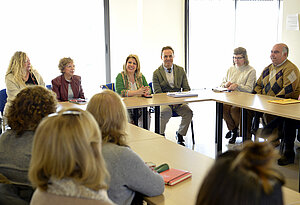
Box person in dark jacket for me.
[51,57,85,101]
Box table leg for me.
[142,107,148,130]
[241,108,247,142]
[215,102,223,154]
[133,109,138,126]
[155,106,160,134]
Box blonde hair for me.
[6,51,30,87]
[58,57,73,73]
[123,54,142,78]
[87,89,128,146]
[29,108,109,191]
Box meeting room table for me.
[127,124,300,205]
[58,90,300,192]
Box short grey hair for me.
[233,47,249,66]
[282,46,289,57]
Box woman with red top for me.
[51,57,85,101]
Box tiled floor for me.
[149,101,300,192]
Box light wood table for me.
[123,92,213,133]
[57,101,87,111]
[184,91,300,152]
[126,123,164,143]
[199,91,300,192]
[128,139,214,205]
[128,125,300,205]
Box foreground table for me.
[128,125,300,205]
[128,138,214,204]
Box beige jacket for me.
[4,69,45,115]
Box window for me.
[189,0,282,89]
[109,0,184,85]
[0,0,106,98]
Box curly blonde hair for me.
[7,86,57,135]
[58,57,73,73]
[87,89,128,146]
[6,51,30,87]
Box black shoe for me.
[278,151,295,166]
[232,128,239,138]
[225,131,232,139]
[175,132,185,146]
[229,136,236,144]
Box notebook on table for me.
[167,92,198,98]
[159,168,192,186]
[212,87,231,92]
[268,98,300,105]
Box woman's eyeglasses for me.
[233,56,244,60]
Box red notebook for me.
[159,168,192,186]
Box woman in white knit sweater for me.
[220,47,256,144]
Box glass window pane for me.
[189,0,235,89]
[110,0,184,85]
[235,0,282,75]
[0,0,105,99]
[189,0,282,89]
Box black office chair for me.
[0,89,7,134]
[46,85,52,90]
[100,83,115,91]
[148,82,195,144]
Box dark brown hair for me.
[7,86,57,135]
[161,46,174,57]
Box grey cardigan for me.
[102,143,164,205]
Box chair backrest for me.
[148,82,154,94]
[0,89,7,115]
[46,85,52,90]
[100,83,115,92]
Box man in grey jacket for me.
[152,46,193,146]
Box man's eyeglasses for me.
[233,56,244,60]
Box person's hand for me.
[298,95,300,100]
[228,83,238,91]
[225,82,232,88]
[145,86,151,95]
[137,86,148,95]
